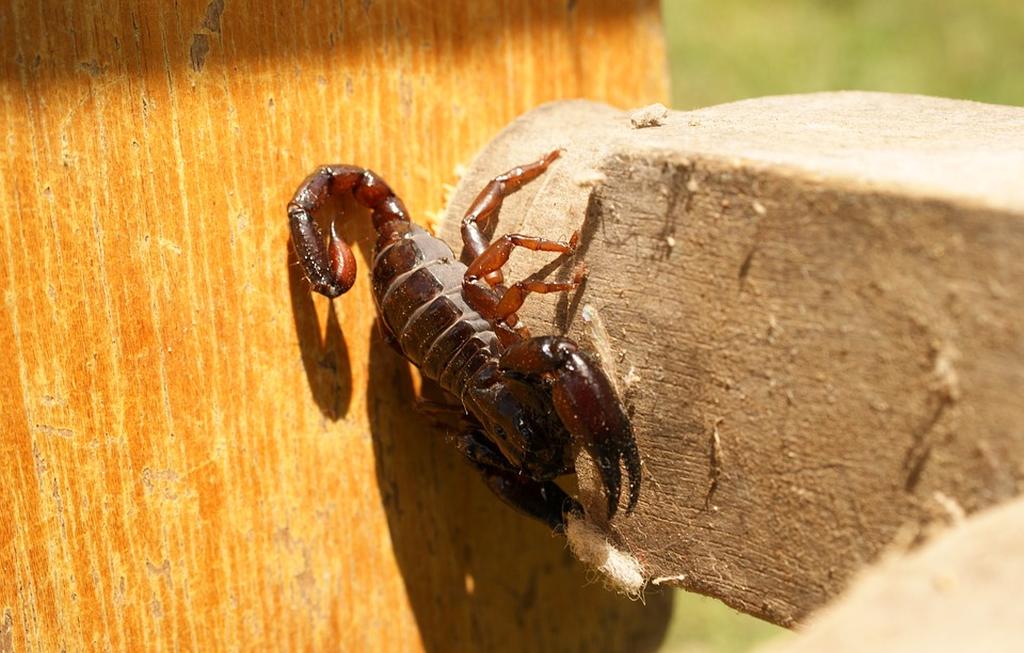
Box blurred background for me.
[658,1,1021,651]
[664,0,1023,110]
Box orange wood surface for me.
[0,1,669,650]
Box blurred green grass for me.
[660,592,789,653]
[663,0,1024,110]
[657,1,1021,651]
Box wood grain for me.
[0,2,670,651]
[442,94,1024,626]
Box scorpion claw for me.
[499,336,642,520]
[588,424,641,518]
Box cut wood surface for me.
[762,496,1024,653]
[0,2,670,652]
[442,93,1024,626]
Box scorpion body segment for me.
[370,224,500,399]
[288,152,641,530]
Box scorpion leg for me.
[453,430,580,531]
[460,282,525,347]
[499,336,641,519]
[465,231,579,284]
[461,149,562,277]
[462,236,582,336]
[459,150,579,334]
[490,265,587,325]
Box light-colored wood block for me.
[443,93,1024,625]
[764,497,1024,653]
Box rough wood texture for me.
[763,497,1024,653]
[0,2,670,651]
[442,93,1024,626]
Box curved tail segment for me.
[287,165,410,298]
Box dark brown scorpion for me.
[288,150,640,530]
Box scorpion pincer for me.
[288,150,641,531]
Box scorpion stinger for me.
[287,164,411,297]
[288,150,641,531]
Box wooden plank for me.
[771,497,1024,653]
[442,93,1024,626]
[0,2,670,651]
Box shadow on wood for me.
[367,322,672,652]
[288,247,353,420]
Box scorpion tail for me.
[288,164,410,298]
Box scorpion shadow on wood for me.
[286,203,359,420]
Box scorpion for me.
[288,150,640,531]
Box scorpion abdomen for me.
[371,222,499,397]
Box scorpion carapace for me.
[288,150,641,530]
